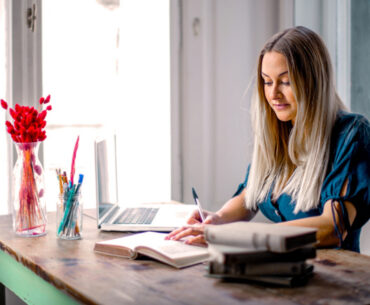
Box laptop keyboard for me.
[113,208,159,225]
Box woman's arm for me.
[214,188,256,223]
[279,199,356,247]
[279,177,357,248]
[166,188,256,244]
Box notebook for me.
[94,135,195,232]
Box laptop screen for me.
[95,135,118,220]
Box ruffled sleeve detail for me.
[320,112,370,242]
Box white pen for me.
[192,187,206,222]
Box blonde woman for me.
[167,26,370,252]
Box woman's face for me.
[261,51,297,124]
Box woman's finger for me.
[187,218,202,225]
[203,215,214,224]
[186,209,202,224]
[169,225,204,241]
[169,228,194,241]
[165,226,188,240]
[185,234,207,245]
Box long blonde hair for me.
[245,26,346,213]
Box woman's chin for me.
[273,111,296,123]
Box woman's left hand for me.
[165,224,207,245]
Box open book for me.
[94,232,209,268]
[205,222,317,252]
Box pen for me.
[57,187,76,235]
[57,169,63,194]
[192,187,206,222]
[75,174,84,194]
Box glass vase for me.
[12,142,47,237]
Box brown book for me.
[208,244,316,264]
[207,266,314,287]
[209,260,313,276]
[94,232,209,268]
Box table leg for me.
[0,282,5,305]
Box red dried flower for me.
[1,99,8,109]
[38,110,47,121]
[44,95,51,104]
[1,95,52,143]
[9,108,17,120]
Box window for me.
[0,0,9,215]
[42,0,171,210]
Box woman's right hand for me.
[186,209,223,225]
[166,190,252,244]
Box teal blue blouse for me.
[234,111,370,252]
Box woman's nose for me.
[269,84,281,100]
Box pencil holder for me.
[56,191,83,240]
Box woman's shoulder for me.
[332,111,370,145]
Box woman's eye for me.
[263,81,272,86]
[281,81,290,85]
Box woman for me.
[167,26,370,252]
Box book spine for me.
[209,261,308,276]
[207,271,313,287]
[205,230,283,252]
[223,247,317,264]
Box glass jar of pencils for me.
[56,190,83,240]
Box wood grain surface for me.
[0,211,369,305]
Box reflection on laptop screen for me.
[95,135,118,221]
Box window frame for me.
[4,0,42,214]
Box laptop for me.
[94,135,195,232]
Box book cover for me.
[208,244,316,264]
[205,222,317,252]
[94,232,210,268]
[208,260,313,276]
[206,266,314,287]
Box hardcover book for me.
[205,222,317,252]
[207,267,314,287]
[208,260,313,276]
[208,244,316,264]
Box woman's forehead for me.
[261,51,288,76]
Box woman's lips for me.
[273,103,290,110]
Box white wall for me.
[175,0,282,212]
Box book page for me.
[134,232,207,258]
[96,232,153,251]
[134,232,209,268]
[94,234,139,258]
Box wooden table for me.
[0,211,370,305]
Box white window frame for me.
[4,0,42,214]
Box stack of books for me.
[204,222,317,287]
